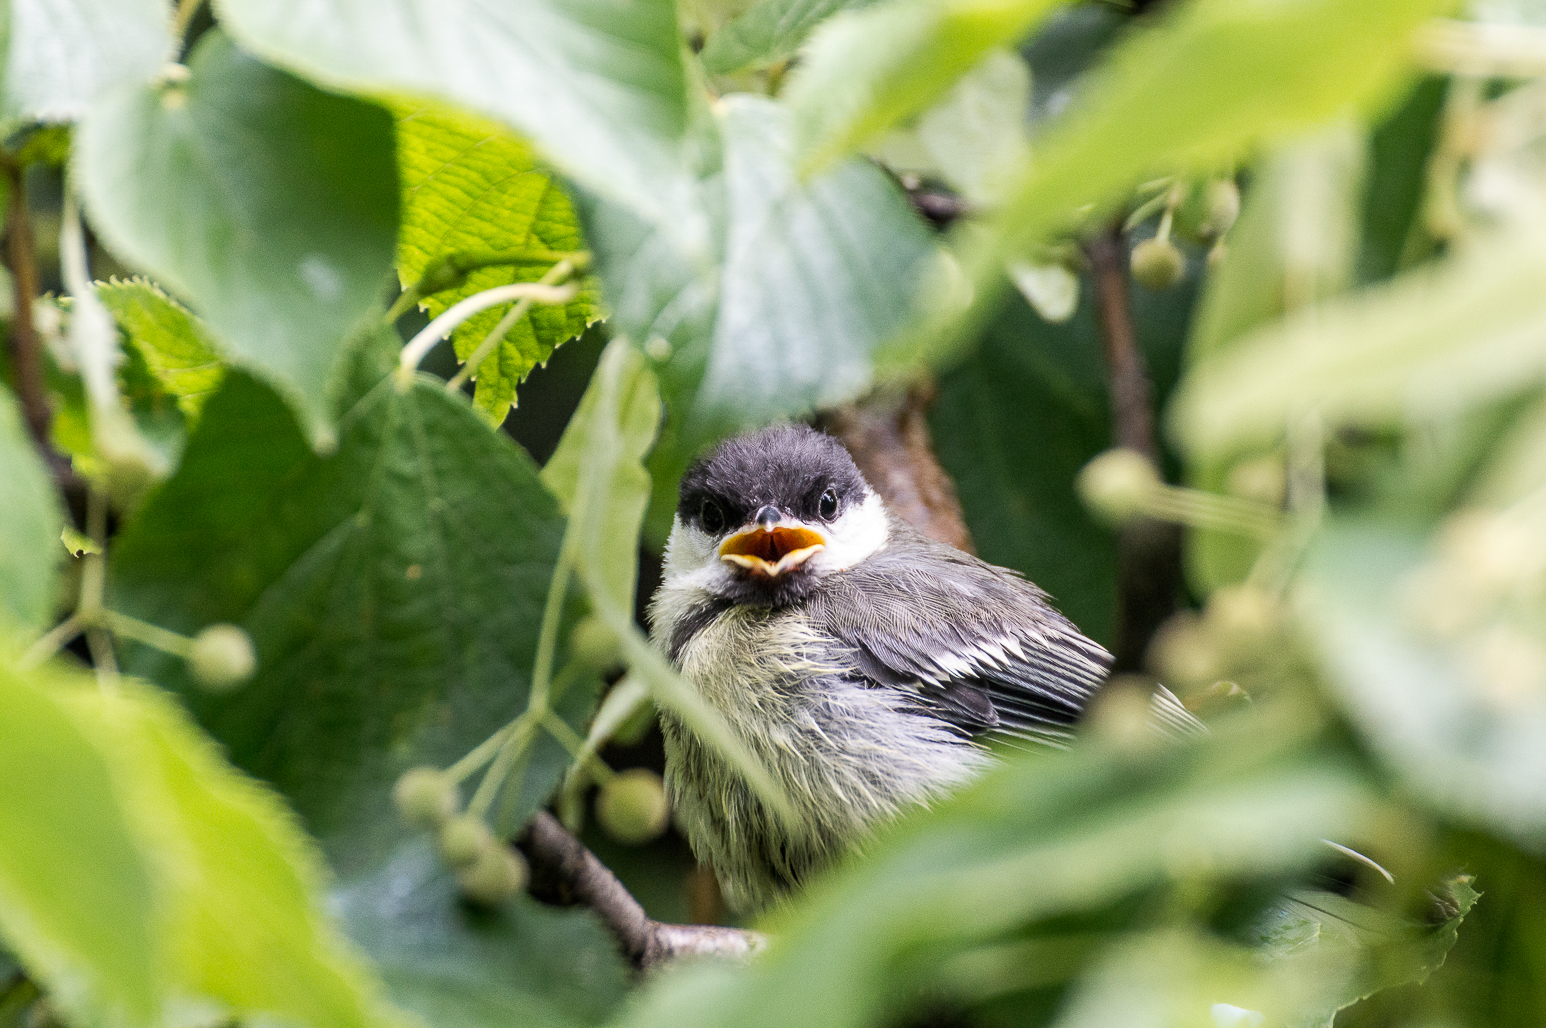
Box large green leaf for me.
[76,30,398,449]
[700,0,878,74]
[0,658,158,1028]
[1170,225,1546,465]
[785,0,1063,171]
[395,102,600,426]
[0,656,399,1028]
[109,356,623,1025]
[0,0,170,124]
[1302,521,1546,852]
[216,0,698,232]
[582,95,938,445]
[618,710,1384,1028]
[96,279,225,419]
[335,842,626,1028]
[0,387,62,632]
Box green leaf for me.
[1301,521,1546,851]
[76,30,398,450]
[0,657,159,1028]
[0,0,171,124]
[784,0,1063,172]
[582,95,939,444]
[334,841,627,1028]
[395,102,600,426]
[68,679,398,1028]
[944,0,1455,344]
[700,0,878,74]
[0,387,62,632]
[95,279,225,418]
[109,358,618,1025]
[216,0,698,231]
[619,710,1382,1028]
[1170,225,1546,465]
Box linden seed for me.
[1077,449,1160,524]
[596,768,671,846]
[457,846,529,906]
[392,766,458,830]
[187,624,257,691]
[1130,237,1186,290]
[570,615,621,671]
[439,814,495,868]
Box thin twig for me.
[518,811,766,970]
[1085,223,1182,673]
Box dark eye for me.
[818,488,839,522]
[699,498,726,534]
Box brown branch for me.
[2,159,61,470]
[819,382,974,552]
[517,811,765,970]
[1085,223,1182,673]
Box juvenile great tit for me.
[649,424,1198,911]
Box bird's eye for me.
[818,487,839,522]
[699,498,726,534]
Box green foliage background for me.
[1,0,1544,1026]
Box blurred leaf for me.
[620,710,1384,1028]
[583,95,938,445]
[912,48,1031,206]
[77,30,398,450]
[109,356,579,873]
[974,0,1451,305]
[0,0,170,125]
[0,387,62,632]
[1171,226,1546,465]
[95,279,224,418]
[1302,521,1546,851]
[0,657,158,1028]
[700,0,877,73]
[216,0,698,232]
[541,340,661,613]
[785,0,1062,171]
[71,680,398,1028]
[1181,127,1366,591]
[395,102,601,426]
[334,841,627,1028]
[1358,77,1447,285]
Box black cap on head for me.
[679,425,870,532]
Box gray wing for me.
[806,525,1113,745]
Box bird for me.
[648,423,1199,911]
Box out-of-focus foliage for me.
[3,0,1546,1027]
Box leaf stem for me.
[20,613,83,669]
[396,281,579,385]
[385,248,588,323]
[528,551,574,715]
[100,609,194,658]
[445,720,520,783]
[469,712,535,818]
[444,259,577,394]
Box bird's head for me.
[662,425,890,606]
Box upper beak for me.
[719,524,826,578]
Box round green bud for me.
[187,624,257,691]
[393,766,458,830]
[1202,179,1241,238]
[1226,455,1286,507]
[456,845,529,906]
[1130,237,1186,290]
[570,615,621,671]
[439,814,494,868]
[1205,585,1279,654]
[596,768,670,846]
[1150,613,1222,686]
[1077,449,1160,524]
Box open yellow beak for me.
[718,525,826,578]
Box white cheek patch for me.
[660,516,739,593]
[810,491,889,573]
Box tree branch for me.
[1,159,67,480]
[819,382,974,552]
[1085,223,1182,673]
[517,811,766,970]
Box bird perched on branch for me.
[650,424,1198,911]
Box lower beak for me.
[719,524,826,578]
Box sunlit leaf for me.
[77,30,398,449]
[395,102,601,426]
[96,279,225,418]
[0,388,62,632]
